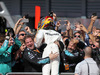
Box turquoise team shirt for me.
[0,38,21,75]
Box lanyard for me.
[85,60,90,75]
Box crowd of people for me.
[0,12,100,75]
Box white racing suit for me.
[36,29,63,75]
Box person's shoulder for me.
[46,29,59,34]
[86,58,96,63]
[38,29,46,33]
[51,30,61,34]
[75,60,85,70]
[77,60,86,66]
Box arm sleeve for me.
[2,38,20,57]
[61,50,76,63]
[37,57,50,64]
[64,50,74,56]
[14,37,22,48]
[64,50,80,61]
[2,46,13,57]
[23,50,50,65]
[35,30,44,48]
[0,40,9,55]
[61,51,67,63]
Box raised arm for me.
[35,30,44,48]
[15,23,24,35]
[80,24,95,43]
[23,49,58,65]
[25,26,34,35]
[88,15,97,33]
[0,40,9,55]
[55,20,61,31]
[13,17,25,33]
[65,20,73,39]
[0,28,14,55]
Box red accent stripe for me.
[35,6,41,29]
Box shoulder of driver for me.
[38,29,60,34]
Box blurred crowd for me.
[0,12,100,75]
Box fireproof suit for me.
[36,29,63,75]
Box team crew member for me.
[23,35,58,72]
[0,28,21,75]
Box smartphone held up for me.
[21,19,29,23]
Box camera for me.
[5,28,15,40]
[49,11,53,17]
[92,13,97,16]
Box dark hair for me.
[24,35,34,43]
[18,30,26,35]
[18,30,26,37]
[74,31,81,35]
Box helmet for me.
[38,16,55,30]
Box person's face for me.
[20,43,26,51]
[67,41,75,51]
[96,30,100,34]
[8,37,14,46]
[93,30,98,36]
[89,39,93,45]
[25,38,34,50]
[18,31,26,40]
[74,33,81,39]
